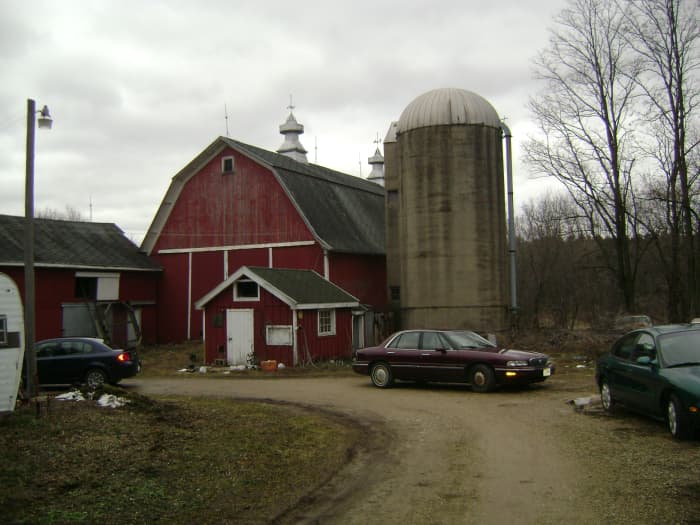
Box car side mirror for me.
[636,356,653,366]
[434,346,447,352]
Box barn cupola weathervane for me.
[277,95,308,163]
[367,132,385,186]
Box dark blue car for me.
[36,337,141,388]
[596,324,700,439]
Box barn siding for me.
[154,253,190,342]
[0,266,159,344]
[329,253,387,309]
[201,284,354,366]
[153,149,314,253]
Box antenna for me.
[224,104,230,136]
[358,152,362,177]
[314,136,318,164]
[287,94,295,113]
[89,196,93,221]
[373,132,381,148]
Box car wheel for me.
[370,362,394,388]
[667,394,691,440]
[469,364,495,393]
[84,368,107,389]
[600,379,615,412]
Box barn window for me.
[234,279,259,301]
[318,309,335,336]
[75,273,120,301]
[75,277,97,300]
[0,315,7,345]
[266,325,293,346]
[222,156,235,174]
[390,286,400,301]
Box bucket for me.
[260,360,278,372]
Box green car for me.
[596,324,700,440]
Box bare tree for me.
[623,0,700,320]
[524,0,643,311]
[36,205,86,221]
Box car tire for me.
[600,379,615,412]
[370,362,394,388]
[469,364,495,393]
[667,394,691,440]
[84,368,107,389]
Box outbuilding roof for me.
[0,214,161,272]
[195,266,360,310]
[141,136,385,256]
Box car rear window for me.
[390,332,421,349]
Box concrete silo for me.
[385,87,509,333]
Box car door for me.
[418,331,463,382]
[604,333,640,404]
[617,332,665,416]
[384,331,423,380]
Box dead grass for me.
[1,387,360,524]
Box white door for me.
[226,309,253,366]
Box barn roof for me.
[195,266,360,310]
[0,214,161,272]
[141,136,385,256]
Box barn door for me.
[226,309,253,366]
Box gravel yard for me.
[129,359,700,524]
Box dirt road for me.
[127,369,699,524]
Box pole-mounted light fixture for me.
[37,105,53,130]
[24,98,52,400]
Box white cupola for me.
[277,102,308,163]
[367,147,385,186]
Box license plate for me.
[543,367,551,377]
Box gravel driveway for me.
[127,367,699,524]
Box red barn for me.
[0,215,161,347]
[195,266,360,366]
[141,128,386,364]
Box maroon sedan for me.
[353,329,554,392]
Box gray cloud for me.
[0,0,568,242]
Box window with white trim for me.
[234,280,259,301]
[266,325,293,346]
[222,156,235,174]
[318,309,335,336]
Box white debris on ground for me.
[567,396,602,413]
[54,389,129,408]
[97,394,129,408]
[55,390,86,402]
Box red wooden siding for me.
[154,253,190,342]
[153,148,314,253]
[201,285,354,366]
[329,253,387,309]
[0,266,158,344]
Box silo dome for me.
[397,87,502,133]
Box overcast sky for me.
[0,0,568,244]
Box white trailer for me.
[0,273,24,412]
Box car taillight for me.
[117,352,131,362]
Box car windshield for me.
[444,331,495,349]
[658,331,700,367]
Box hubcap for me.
[373,367,387,385]
[601,383,611,409]
[474,371,485,386]
[668,401,678,435]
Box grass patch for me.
[1,389,360,524]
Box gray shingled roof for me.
[246,266,358,305]
[221,138,386,255]
[0,214,161,271]
[195,265,359,309]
